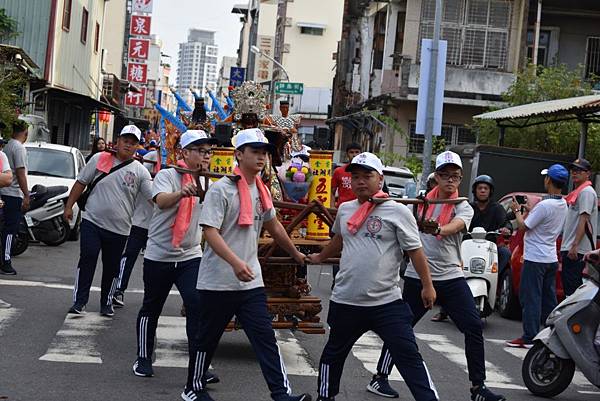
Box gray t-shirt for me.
[561,186,598,254]
[0,139,27,198]
[405,200,474,281]
[196,177,276,291]
[77,153,152,235]
[143,150,157,174]
[331,200,422,306]
[144,168,205,262]
[0,152,10,173]
[131,188,154,230]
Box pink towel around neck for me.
[234,166,273,226]
[97,151,114,173]
[565,181,592,206]
[153,151,162,175]
[418,186,459,239]
[346,190,389,235]
[171,160,196,247]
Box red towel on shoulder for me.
[565,181,592,206]
[97,152,114,173]
[234,166,273,226]
[171,160,196,248]
[346,190,389,235]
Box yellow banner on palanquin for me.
[306,150,334,240]
[209,147,235,181]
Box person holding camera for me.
[371,151,506,401]
[506,165,568,349]
[64,125,152,317]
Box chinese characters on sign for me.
[229,67,246,87]
[255,35,273,83]
[127,62,148,84]
[132,0,153,13]
[274,82,304,95]
[125,88,147,108]
[130,15,151,36]
[128,38,150,60]
[306,151,334,240]
[209,148,235,181]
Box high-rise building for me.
[176,29,219,104]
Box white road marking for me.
[154,316,190,368]
[275,331,318,376]
[487,338,595,388]
[417,333,526,390]
[352,331,404,381]
[0,307,22,334]
[40,314,109,364]
[0,278,179,295]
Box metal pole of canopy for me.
[498,125,506,146]
[578,120,588,159]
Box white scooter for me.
[521,254,600,397]
[461,227,499,318]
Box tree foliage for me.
[475,64,600,168]
[0,9,24,137]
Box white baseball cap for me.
[232,128,275,152]
[119,125,142,141]
[291,145,311,158]
[180,130,218,149]
[346,152,384,175]
[435,150,462,170]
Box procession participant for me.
[113,143,162,307]
[183,128,311,401]
[133,130,220,383]
[64,125,152,317]
[506,165,568,349]
[0,149,13,275]
[0,120,29,275]
[432,174,512,322]
[561,158,598,296]
[331,143,362,207]
[307,152,438,401]
[371,151,506,401]
[86,137,106,163]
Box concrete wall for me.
[539,13,600,70]
[102,0,126,77]
[51,0,106,99]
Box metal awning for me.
[473,95,600,127]
[296,22,327,29]
[47,86,124,114]
[473,94,600,158]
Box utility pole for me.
[272,0,288,109]
[419,0,443,191]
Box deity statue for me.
[263,100,302,161]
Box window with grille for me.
[62,0,72,31]
[419,0,512,70]
[409,123,476,154]
[585,37,600,79]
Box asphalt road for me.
[0,240,598,401]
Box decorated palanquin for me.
[216,82,338,334]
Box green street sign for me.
[275,82,304,95]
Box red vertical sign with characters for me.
[125,88,147,108]
[127,62,148,84]
[128,38,150,60]
[130,15,151,36]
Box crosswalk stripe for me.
[487,338,595,388]
[0,278,180,296]
[416,333,526,390]
[352,331,404,381]
[0,307,21,334]
[275,331,318,376]
[154,316,189,368]
[40,314,109,364]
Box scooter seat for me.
[30,185,68,210]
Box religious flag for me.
[207,89,228,120]
[154,102,187,134]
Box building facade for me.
[176,29,219,105]
[217,55,239,102]
[330,0,600,165]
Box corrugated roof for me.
[474,95,600,121]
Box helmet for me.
[472,174,494,196]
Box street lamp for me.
[250,45,290,108]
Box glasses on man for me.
[188,148,214,156]
[437,172,463,182]
[570,167,586,173]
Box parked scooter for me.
[11,184,70,256]
[521,251,600,397]
[461,227,500,318]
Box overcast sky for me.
[152,0,244,81]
